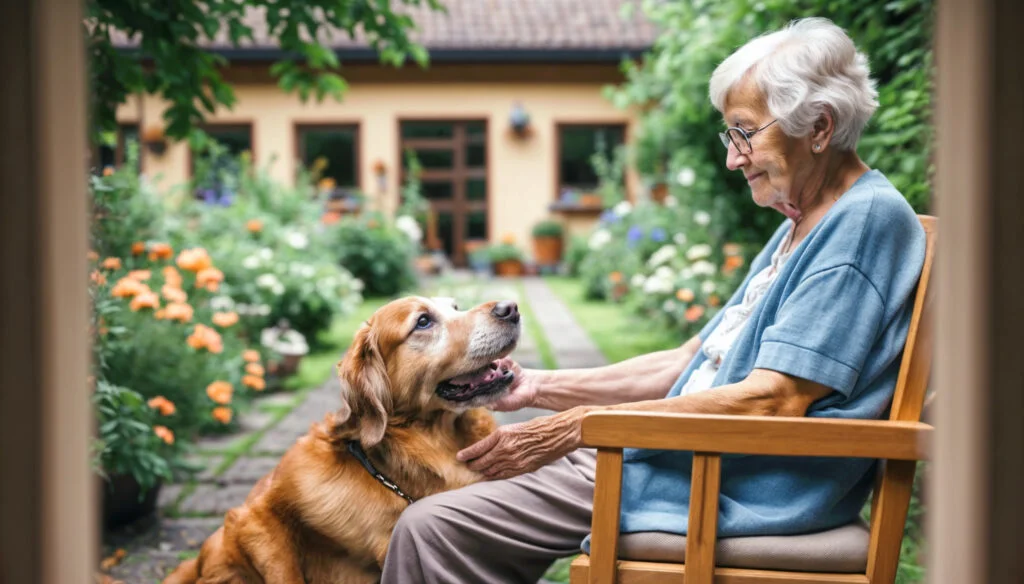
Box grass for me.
[543,276,683,362]
[515,280,557,369]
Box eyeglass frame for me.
[718,119,779,154]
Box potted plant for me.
[93,381,176,528]
[487,242,525,277]
[261,319,310,377]
[531,219,564,267]
[141,125,167,156]
[465,239,491,275]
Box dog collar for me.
[346,441,416,504]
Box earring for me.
[813,144,822,152]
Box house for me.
[109,0,657,266]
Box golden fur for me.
[163,297,520,583]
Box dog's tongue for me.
[449,361,502,386]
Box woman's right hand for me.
[489,357,540,412]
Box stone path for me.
[103,276,606,583]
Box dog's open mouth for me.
[436,361,514,402]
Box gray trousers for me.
[381,449,597,584]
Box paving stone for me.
[107,549,183,583]
[219,456,280,484]
[157,483,183,511]
[252,391,298,409]
[159,517,223,549]
[178,483,253,516]
[195,431,251,453]
[181,454,224,482]
[521,277,607,369]
[238,409,275,432]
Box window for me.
[557,123,626,197]
[95,124,139,174]
[192,124,253,203]
[296,125,359,192]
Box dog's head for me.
[336,296,520,448]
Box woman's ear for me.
[810,106,836,153]
[337,324,392,448]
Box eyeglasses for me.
[718,119,778,155]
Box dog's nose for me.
[492,301,520,322]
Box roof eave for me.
[117,46,649,63]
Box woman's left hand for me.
[457,407,595,480]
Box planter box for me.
[493,259,525,277]
[533,236,563,266]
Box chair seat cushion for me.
[616,520,869,573]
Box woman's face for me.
[722,81,815,219]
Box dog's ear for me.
[337,324,392,448]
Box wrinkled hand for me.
[457,407,593,480]
[488,358,540,412]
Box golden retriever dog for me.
[163,296,521,583]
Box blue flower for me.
[650,227,667,242]
[600,209,620,224]
[626,225,644,247]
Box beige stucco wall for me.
[116,80,639,251]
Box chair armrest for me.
[581,411,932,460]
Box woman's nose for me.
[725,142,748,171]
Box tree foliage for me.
[87,0,442,139]
[611,0,934,245]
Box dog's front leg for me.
[456,407,498,447]
[239,510,307,584]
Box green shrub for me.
[326,214,418,296]
[532,220,565,238]
[487,243,525,263]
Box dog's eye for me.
[415,315,433,330]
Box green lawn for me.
[543,276,683,363]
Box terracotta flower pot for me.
[493,260,524,277]
[651,182,669,204]
[533,236,563,266]
[101,473,162,528]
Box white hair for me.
[708,18,878,151]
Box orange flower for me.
[162,266,183,288]
[675,288,695,303]
[111,277,146,298]
[148,242,173,261]
[212,311,239,328]
[154,309,167,320]
[245,363,265,377]
[317,177,337,192]
[246,219,264,233]
[90,270,107,286]
[162,285,187,303]
[723,255,744,275]
[102,166,115,177]
[147,396,177,416]
[153,425,174,445]
[187,324,223,354]
[722,243,743,257]
[608,271,624,284]
[196,267,224,292]
[87,250,99,262]
[322,211,342,226]
[176,248,212,272]
[129,290,160,311]
[206,380,233,404]
[163,302,194,323]
[101,257,122,270]
[127,269,151,281]
[212,407,233,424]
[242,349,261,363]
[501,232,517,245]
[708,294,722,307]
[131,242,146,256]
[242,375,266,391]
[685,305,706,322]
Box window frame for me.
[294,122,362,193]
[554,121,629,201]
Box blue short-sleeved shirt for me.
[582,170,926,550]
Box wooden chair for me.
[571,215,937,584]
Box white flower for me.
[351,278,365,292]
[260,327,309,356]
[662,299,678,313]
[395,215,423,243]
[692,261,716,276]
[257,248,274,261]
[630,274,647,288]
[210,296,235,311]
[694,211,712,226]
[701,280,717,295]
[673,232,688,246]
[290,263,316,278]
[686,244,713,261]
[613,201,633,217]
[664,195,678,208]
[256,273,282,290]
[242,255,261,270]
[647,245,677,268]
[654,266,675,280]
[676,167,696,187]
[680,268,694,279]
[643,276,673,295]
[286,231,309,250]
[588,229,612,250]
[257,304,272,316]
[235,303,252,315]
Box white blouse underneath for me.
[679,227,795,396]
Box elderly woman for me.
[383,17,925,583]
